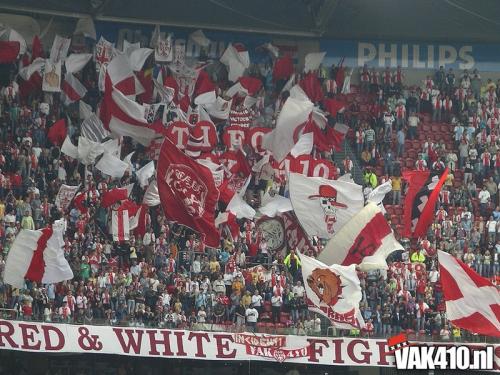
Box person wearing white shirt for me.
[292,281,305,298]
[251,291,263,310]
[245,305,259,331]
[478,186,491,217]
[191,255,201,275]
[212,275,226,294]
[428,266,439,284]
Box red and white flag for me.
[289,172,364,239]
[105,54,141,96]
[111,209,130,242]
[262,97,313,162]
[403,168,449,238]
[157,138,220,248]
[319,203,403,270]
[438,250,500,337]
[100,87,157,146]
[49,34,71,63]
[62,73,87,105]
[55,184,80,211]
[101,187,128,208]
[299,252,365,330]
[4,219,73,288]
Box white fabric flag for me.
[61,136,79,159]
[136,161,155,187]
[78,136,104,165]
[4,219,73,288]
[8,28,27,55]
[259,193,293,217]
[122,40,140,55]
[79,101,93,120]
[304,52,326,73]
[96,152,129,179]
[319,203,403,271]
[289,172,364,239]
[65,53,92,74]
[196,159,225,188]
[129,48,153,71]
[74,17,96,39]
[123,151,135,172]
[189,30,211,47]
[42,60,61,92]
[101,138,121,158]
[367,180,392,214]
[226,177,256,219]
[299,252,365,330]
[220,43,248,82]
[204,97,232,120]
[18,57,44,80]
[262,97,313,162]
[49,34,71,62]
[289,84,310,102]
[111,210,130,242]
[155,34,173,62]
[290,132,313,157]
[55,184,80,211]
[143,180,160,206]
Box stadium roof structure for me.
[1,0,500,43]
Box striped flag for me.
[62,73,87,105]
[111,209,129,242]
[81,113,109,142]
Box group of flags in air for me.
[0,21,498,337]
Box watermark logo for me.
[388,334,494,370]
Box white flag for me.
[129,48,153,71]
[299,252,365,330]
[61,136,79,159]
[65,53,92,74]
[289,172,364,239]
[78,136,104,165]
[262,97,313,162]
[143,180,160,206]
[95,152,129,179]
[42,60,62,92]
[74,17,96,39]
[155,34,173,62]
[318,203,403,271]
[136,161,155,187]
[49,34,71,63]
[55,184,80,211]
[304,52,326,73]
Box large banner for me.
[0,320,498,368]
[321,40,500,72]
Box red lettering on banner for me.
[375,340,392,365]
[330,339,345,364]
[113,328,144,354]
[174,331,187,356]
[146,330,174,356]
[42,325,64,350]
[214,334,236,359]
[188,332,210,358]
[0,321,18,348]
[307,339,329,363]
[19,324,41,350]
[347,339,371,364]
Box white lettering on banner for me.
[0,320,499,368]
[312,162,329,179]
[226,128,246,151]
[356,42,475,69]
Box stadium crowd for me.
[0,39,499,343]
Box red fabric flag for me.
[47,119,67,146]
[323,98,346,117]
[194,70,215,98]
[239,76,262,96]
[157,138,220,248]
[402,168,449,238]
[101,188,128,208]
[273,55,294,82]
[299,73,323,103]
[304,121,348,152]
[136,69,153,104]
[31,36,44,60]
[19,71,42,100]
[0,41,20,63]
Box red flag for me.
[136,69,153,104]
[235,149,252,176]
[402,168,449,238]
[273,55,294,82]
[438,250,500,337]
[239,76,262,96]
[323,98,346,117]
[0,41,20,63]
[101,188,128,208]
[299,73,323,103]
[19,71,42,100]
[304,121,348,152]
[157,138,220,248]
[47,119,67,146]
[31,36,44,60]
